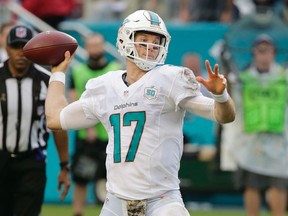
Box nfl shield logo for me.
[123,90,129,97]
[16,27,27,38]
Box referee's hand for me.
[58,169,71,200]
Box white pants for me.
[100,190,190,216]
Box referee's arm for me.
[52,130,71,201]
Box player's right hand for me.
[51,51,72,74]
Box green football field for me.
[41,204,277,216]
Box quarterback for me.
[45,10,236,216]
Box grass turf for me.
[41,204,276,216]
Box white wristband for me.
[49,72,65,85]
[211,88,229,103]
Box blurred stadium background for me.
[1,0,288,215]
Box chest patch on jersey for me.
[144,86,158,100]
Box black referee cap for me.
[7,25,33,46]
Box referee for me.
[0,25,70,216]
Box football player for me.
[45,10,235,216]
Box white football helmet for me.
[116,10,171,71]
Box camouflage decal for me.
[127,199,147,216]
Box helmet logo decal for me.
[145,11,160,27]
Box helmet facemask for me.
[129,31,168,71]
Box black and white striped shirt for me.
[0,61,51,153]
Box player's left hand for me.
[57,169,71,200]
[195,60,227,95]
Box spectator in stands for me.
[84,0,128,22]
[233,0,283,19]
[86,0,178,22]
[124,0,234,23]
[279,0,288,24]
[21,0,76,30]
[68,33,122,216]
[0,22,14,62]
[222,34,288,216]
[86,0,234,23]
[178,0,235,23]
[182,52,202,75]
[136,0,179,22]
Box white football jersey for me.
[79,64,203,200]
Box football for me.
[23,30,78,66]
